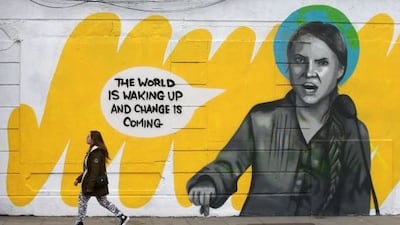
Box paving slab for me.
[0,216,400,225]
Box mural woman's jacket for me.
[187,90,371,216]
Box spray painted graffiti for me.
[187,7,377,216]
[101,67,222,137]
[2,1,400,216]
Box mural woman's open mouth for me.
[303,82,318,94]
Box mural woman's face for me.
[288,33,344,105]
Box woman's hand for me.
[74,179,79,186]
[188,180,216,207]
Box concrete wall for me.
[1,0,400,216]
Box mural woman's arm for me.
[187,115,254,208]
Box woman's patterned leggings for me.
[76,192,121,222]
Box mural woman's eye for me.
[316,58,329,66]
[294,55,306,64]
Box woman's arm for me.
[84,150,103,193]
[187,115,254,208]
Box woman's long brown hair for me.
[90,130,110,161]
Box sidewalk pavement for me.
[1,215,400,225]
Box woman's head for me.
[87,130,110,160]
[87,130,104,145]
[287,21,347,105]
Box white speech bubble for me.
[101,66,224,138]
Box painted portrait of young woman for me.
[186,5,379,216]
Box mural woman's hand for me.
[188,180,216,207]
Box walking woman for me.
[74,130,129,225]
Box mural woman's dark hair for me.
[287,21,347,82]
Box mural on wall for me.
[3,0,400,217]
[187,6,377,216]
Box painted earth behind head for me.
[274,5,359,84]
